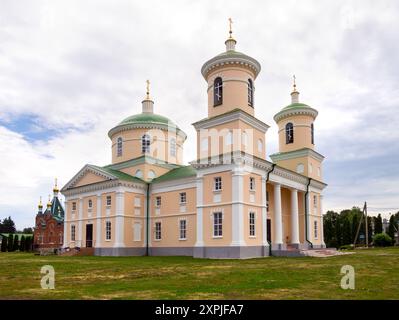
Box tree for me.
[12,234,19,251]
[373,233,393,247]
[22,227,33,234]
[25,236,32,252]
[374,214,383,234]
[1,236,7,252]
[342,215,352,246]
[367,216,373,244]
[0,217,16,233]
[387,215,397,244]
[20,235,25,252]
[7,234,14,252]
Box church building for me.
[61,24,327,258]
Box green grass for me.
[0,247,398,299]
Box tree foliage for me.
[0,217,16,233]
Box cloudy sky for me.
[1,0,398,229]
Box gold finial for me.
[47,194,52,207]
[146,80,150,100]
[293,75,297,92]
[228,18,233,38]
[53,177,59,193]
[38,196,43,209]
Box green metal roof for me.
[119,113,177,127]
[91,165,145,184]
[152,165,197,183]
[282,102,312,111]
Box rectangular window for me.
[133,223,141,241]
[213,212,223,237]
[72,202,77,211]
[106,221,111,240]
[313,195,318,214]
[266,191,269,212]
[249,177,255,191]
[71,225,76,241]
[214,177,222,191]
[249,212,256,236]
[134,196,141,207]
[88,199,93,208]
[106,196,112,206]
[179,192,186,204]
[314,221,318,238]
[156,196,161,207]
[155,222,162,240]
[179,220,187,240]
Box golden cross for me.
[228,18,233,38]
[146,80,150,99]
[54,177,57,188]
[39,196,42,205]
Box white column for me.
[273,184,283,245]
[290,189,300,245]
[306,193,311,241]
[261,176,268,246]
[63,200,68,248]
[96,195,102,248]
[114,191,125,248]
[320,195,326,247]
[195,176,204,247]
[78,198,83,247]
[231,167,245,246]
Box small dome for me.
[282,102,312,111]
[108,112,187,140]
[274,102,318,123]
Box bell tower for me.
[193,19,269,161]
[270,78,324,180]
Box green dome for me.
[119,113,177,127]
[282,102,312,111]
[108,112,186,139]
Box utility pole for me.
[365,202,369,247]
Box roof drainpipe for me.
[145,183,150,256]
[305,178,313,249]
[266,164,276,256]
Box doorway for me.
[86,224,93,248]
[267,219,271,242]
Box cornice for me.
[270,148,325,162]
[274,107,318,123]
[192,109,270,133]
[201,55,261,79]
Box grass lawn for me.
[0,247,398,299]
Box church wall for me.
[278,115,314,153]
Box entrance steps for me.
[59,247,94,256]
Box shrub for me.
[373,233,393,247]
[339,244,354,250]
[12,234,19,251]
[1,237,7,252]
[7,234,14,252]
[20,236,25,252]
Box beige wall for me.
[197,119,266,160]
[206,67,256,118]
[110,128,184,165]
[275,156,322,181]
[278,115,314,153]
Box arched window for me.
[248,79,254,107]
[214,77,223,106]
[311,123,314,144]
[135,170,143,179]
[285,123,294,144]
[141,134,150,154]
[170,138,176,157]
[117,137,123,157]
[148,170,156,180]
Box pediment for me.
[62,165,115,191]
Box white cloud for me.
[0,0,399,228]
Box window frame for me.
[141,134,151,154]
[179,219,187,240]
[214,177,222,192]
[71,225,76,241]
[213,212,223,237]
[106,221,111,240]
[88,199,93,208]
[155,222,162,240]
[213,77,223,106]
[314,220,318,239]
[249,177,256,191]
[249,212,256,237]
[117,137,123,157]
[156,196,161,207]
[72,202,77,211]
[106,196,112,207]
[248,78,254,107]
[286,122,294,144]
[179,192,187,204]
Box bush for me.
[12,234,19,251]
[20,236,25,252]
[339,244,354,250]
[373,233,393,247]
[7,234,14,252]
[1,237,7,252]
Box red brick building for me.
[33,182,64,250]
